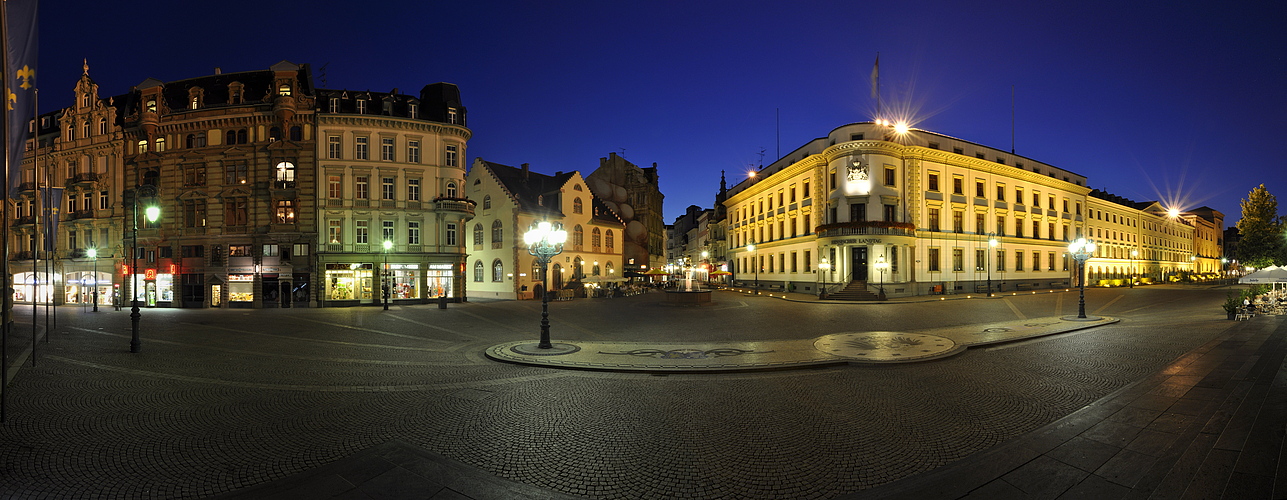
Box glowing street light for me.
[87,248,98,312]
[130,184,160,353]
[818,257,831,299]
[382,239,393,310]
[987,235,999,297]
[1068,238,1097,319]
[874,254,890,299]
[524,221,568,349]
[747,240,758,294]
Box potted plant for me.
[1223,291,1241,320]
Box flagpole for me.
[1,0,11,424]
[31,88,37,367]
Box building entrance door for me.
[852,246,869,281]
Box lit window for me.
[278,83,292,96]
[408,221,420,245]
[446,182,457,198]
[275,200,295,223]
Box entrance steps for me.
[825,280,884,301]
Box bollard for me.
[438,295,447,309]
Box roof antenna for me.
[757,147,765,168]
[319,62,330,87]
[618,147,626,158]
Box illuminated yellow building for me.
[724,122,1221,298]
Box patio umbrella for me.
[643,268,668,275]
[710,271,732,276]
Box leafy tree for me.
[1235,184,1285,267]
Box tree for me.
[1235,184,1286,267]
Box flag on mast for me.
[870,55,879,100]
[5,0,38,193]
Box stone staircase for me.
[824,280,884,301]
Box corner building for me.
[725,122,1216,297]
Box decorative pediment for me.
[221,146,251,156]
[178,151,205,161]
[266,140,302,152]
[217,186,253,199]
[177,190,209,200]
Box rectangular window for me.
[789,184,797,203]
[1015,187,1024,205]
[100,191,109,210]
[355,137,369,160]
[1034,251,1041,271]
[1016,251,1024,271]
[381,138,395,161]
[976,213,985,234]
[1063,199,1070,212]
[408,140,420,163]
[1015,219,1024,238]
[884,167,895,187]
[1033,191,1040,206]
[407,179,420,201]
[446,223,457,245]
[356,99,367,114]
[804,250,811,272]
[328,220,342,244]
[952,248,964,272]
[997,216,1005,237]
[1076,202,1082,215]
[928,208,940,231]
[228,245,251,257]
[997,250,1005,271]
[996,184,1006,201]
[224,161,247,185]
[408,221,420,245]
[952,176,964,195]
[262,244,279,257]
[293,243,309,257]
[883,204,896,222]
[445,145,458,167]
[928,172,940,191]
[328,175,342,198]
[976,179,985,198]
[184,164,206,187]
[975,249,986,271]
[181,245,204,258]
[382,177,395,200]
[1048,195,1056,210]
[802,180,810,198]
[804,214,811,234]
[82,192,91,212]
[223,198,247,226]
[327,136,341,159]
[1049,223,1055,241]
[850,203,866,222]
[953,210,964,233]
[183,200,206,228]
[355,176,369,199]
[791,252,798,273]
[928,248,941,272]
[1048,252,1056,271]
[382,220,395,242]
[356,220,368,244]
[1033,221,1040,239]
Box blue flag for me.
[42,187,59,252]
[5,0,38,193]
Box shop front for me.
[227,274,255,307]
[426,263,455,299]
[64,271,113,307]
[128,270,174,307]
[387,264,419,303]
[14,272,53,304]
[325,263,374,306]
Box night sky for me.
[36,1,1287,225]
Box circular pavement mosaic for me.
[813,331,959,363]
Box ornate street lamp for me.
[130,184,160,353]
[747,240,758,294]
[1068,237,1097,319]
[1130,249,1138,288]
[87,248,98,312]
[382,239,393,310]
[874,254,890,299]
[987,235,998,297]
[524,221,567,349]
[818,257,830,299]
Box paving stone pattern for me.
[0,287,1256,498]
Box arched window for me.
[472,223,483,246]
[483,195,491,209]
[98,117,107,135]
[137,140,148,153]
[606,230,615,251]
[573,225,584,248]
[155,137,166,152]
[279,83,292,96]
[573,257,584,278]
[269,126,281,142]
[592,228,601,250]
[82,121,90,138]
[145,99,157,113]
[236,129,247,144]
[290,126,302,141]
[226,130,236,145]
[492,260,504,282]
[191,96,199,109]
[573,197,583,214]
[446,182,457,198]
[473,261,484,282]
[186,134,195,148]
[491,220,503,245]
[606,262,614,276]
[593,263,601,276]
[66,124,75,141]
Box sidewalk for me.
[852,314,1287,500]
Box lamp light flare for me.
[1167,207,1180,218]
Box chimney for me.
[214,67,221,75]
[521,163,530,180]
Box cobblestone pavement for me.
[0,285,1242,498]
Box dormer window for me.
[382,99,393,115]
[228,82,244,104]
[408,103,417,118]
[145,99,157,113]
[447,107,458,124]
[278,83,292,97]
[329,97,339,113]
[81,94,90,108]
[356,99,367,114]
[81,121,89,138]
[98,117,106,135]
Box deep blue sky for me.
[37,1,1287,225]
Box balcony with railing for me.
[815,221,917,238]
[68,172,100,186]
[433,197,476,218]
[68,209,95,220]
[12,215,34,226]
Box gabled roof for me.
[478,159,576,216]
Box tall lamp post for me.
[874,254,889,299]
[1130,250,1138,288]
[524,221,567,349]
[987,234,998,297]
[747,240,758,294]
[382,239,392,310]
[130,185,160,353]
[818,258,830,299]
[1068,237,1096,319]
[87,248,98,312]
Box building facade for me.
[10,61,472,308]
[466,159,624,300]
[313,83,473,306]
[724,122,1221,297]
[585,152,664,273]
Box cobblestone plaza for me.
[0,286,1267,498]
